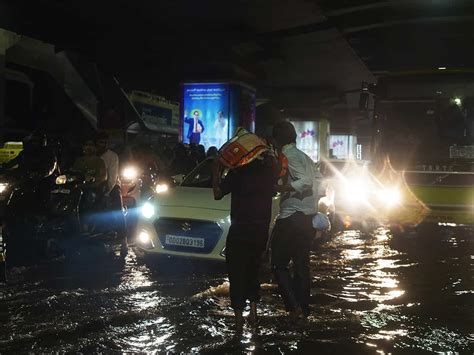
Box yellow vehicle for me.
[404,169,473,225]
[0,142,23,165]
[368,71,474,226]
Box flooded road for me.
[1,226,472,353]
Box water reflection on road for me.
[1,226,472,353]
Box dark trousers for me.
[271,212,314,315]
[226,224,268,311]
[107,186,127,247]
[189,133,201,144]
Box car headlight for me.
[122,166,138,180]
[55,175,67,185]
[155,183,169,194]
[139,230,150,243]
[377,188,401,206]
[0,182,9,194]
[137,230,154,248]
[141,202,156,219]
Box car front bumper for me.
[134,215,228,263]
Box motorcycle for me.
[1,165,58,265]
[0,169,17,224]
[0,169,22,281]
[3,169,127,270]
[120,164,159,234]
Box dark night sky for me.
[1,0,473,112]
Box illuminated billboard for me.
[289,120,331,162]
[182,83,230,149]
[181,82,255,150]
[329,135,357,159]
[291,121,319,162]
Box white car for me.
[134,159,280,262]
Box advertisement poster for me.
[291,121,319,162]
[329,135,357,159]
[129,91,180,135]
[182,83,230,150]
[133,101,173,127]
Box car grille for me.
[154,218,223,254]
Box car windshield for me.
[181,159,213,188]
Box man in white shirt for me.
[272,121,317,318]
[96,132,127,256]
[96,133,119,197]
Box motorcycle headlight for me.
[122,166,138,180]
[0,182,9,194]
[155,183,169,194]
[55,175,67,185]
[141,202,156,219]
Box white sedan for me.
[134,159,280,262]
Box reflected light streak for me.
[342,249,363,260]
[368,328,409,341]
[362,289,405,302]
[370,270,399,289]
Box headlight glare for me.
[137,230,154,249]
[155,183,169,194]
[0,182,9,193]
[122,166,138,180]
[378,188,401,206]
[141,202,155,219]
[55,175,67,185]
[138,230,151,244]
[344,179,369,203]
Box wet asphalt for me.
[1,225,472,353]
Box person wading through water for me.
[271,121,317,318]
[212,139,278,330]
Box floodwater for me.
[1,226,472,353]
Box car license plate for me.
[51,188,71,194]
[165,235,205,248]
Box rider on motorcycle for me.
[95,132,128,255]
[0,131,58,211]
[95,132,119,197]
[1,132,58,268]
[71,139,107,231]
[0,131,57,176]
[72,139,107,187]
